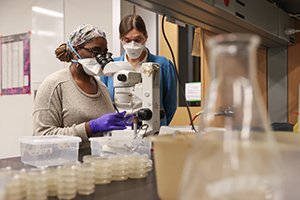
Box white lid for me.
[89,135,135,142]
[89,137,111,141]
[19,135,81,144]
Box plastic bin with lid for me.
[19,135,81,168]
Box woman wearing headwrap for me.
[33,24,128,157]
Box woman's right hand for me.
[89,111,127,134]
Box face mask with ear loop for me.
[67,40,113,76]
[122,41,145,59]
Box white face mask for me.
[122,41,145,59]
[78,58,104,76]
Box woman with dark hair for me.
[101,14,177,125]
[33,24,128,156]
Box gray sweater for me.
[33,67,114,154]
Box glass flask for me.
[179,33,282,200]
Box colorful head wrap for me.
[69,24,106,47]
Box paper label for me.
[185,82,201,101]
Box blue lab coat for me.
[100,50,177,125]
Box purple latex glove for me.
[90,111,127,133]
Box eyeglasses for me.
[81,47,108,56]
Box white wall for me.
[0,0,157,159]
[31,0,64,90]
[64,0,115,54]
[0,0,36,159]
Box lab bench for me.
[2,142,300,200]
[0,157,160,200]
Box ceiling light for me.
[32,6,63,18]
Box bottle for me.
[179,33,282,200]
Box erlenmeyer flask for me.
[179,34,282,200]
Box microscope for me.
[103,61,160,137]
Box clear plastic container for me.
[89,136,151,158]
[19,135,81,168]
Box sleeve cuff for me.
[75,123,89,141]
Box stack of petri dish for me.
[76,162,95,195]
[10,168,27,200]
[0,167,12,200]
[0,167,26,200]
[44,167,58,197]
[109,155,129,181]
[4,175,24,200]
[56,162,78,200]
[127,154,153,179]
[18,169,27,200]
[0,152,155,199]
[2,167,26,200]
[83,155,112,185]
[25,168,47,200]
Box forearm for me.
[33,110,88,141]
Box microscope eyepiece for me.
[117,74,127,82]
[96,52,113,69]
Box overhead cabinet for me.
[125,0,295,46]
